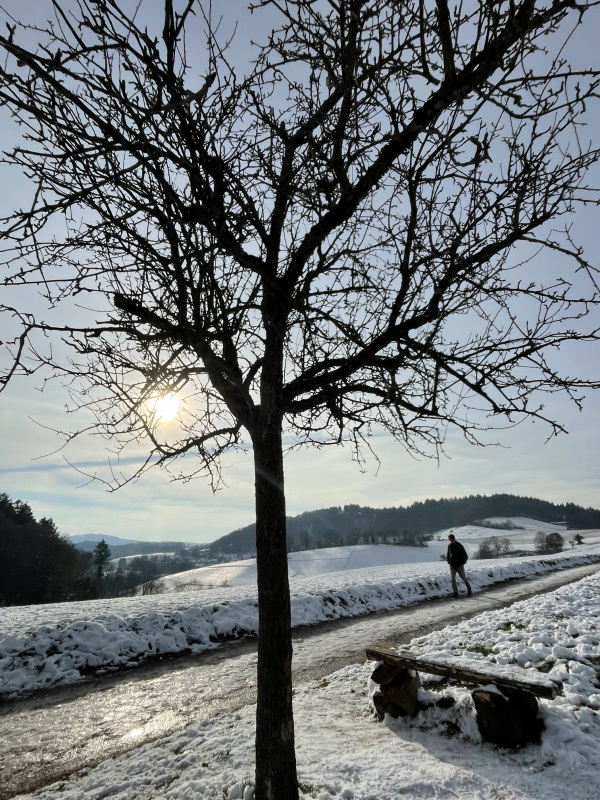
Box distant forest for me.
[0,492,93,605]
[74,538,189,558]
[0,492,192,606]
[208,493,600,556]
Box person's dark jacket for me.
[447,540,468,569]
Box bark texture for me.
[253,402,297,797]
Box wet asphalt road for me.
[1,561,600,799]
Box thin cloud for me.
[0,456,150,474]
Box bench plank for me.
[366,643,563,700]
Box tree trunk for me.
[253,412,298,799]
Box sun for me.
[150,393,180,422]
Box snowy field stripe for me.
[2,550,600,697]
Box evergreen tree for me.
[0,493,81,604]
[545,533,564,554]
[93,539,112,583]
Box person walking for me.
[447,533,472,597]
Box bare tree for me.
[476,539,495,559]
[141,576,165,595]
[497,537,511,556]
[534,530,548,553]
[1,1,599,796]
[484,535,511,557]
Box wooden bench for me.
[366,642,563,748]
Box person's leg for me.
[450,566,458,595]
[456,565,472,595]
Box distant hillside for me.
[107,541,188,558]
[70,534,188,557]
[207,493,600,556]
[68,534,141,547]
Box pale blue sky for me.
[0,1,599,543]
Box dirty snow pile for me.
[17,571,600,800]
[2,548,600,697]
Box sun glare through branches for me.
[148,393,180,423]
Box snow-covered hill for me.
[160,518,598,591]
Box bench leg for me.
[371,664,421,718]
[472,687,543,747]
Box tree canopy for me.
[1,1,598,476]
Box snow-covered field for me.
[2,522,600,697]
[160,518,591,591]
[13,559,600,800]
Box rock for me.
[371,661,409,685]
[472,687,543,747]
[374,667,421,717]
[372,689,390,718]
